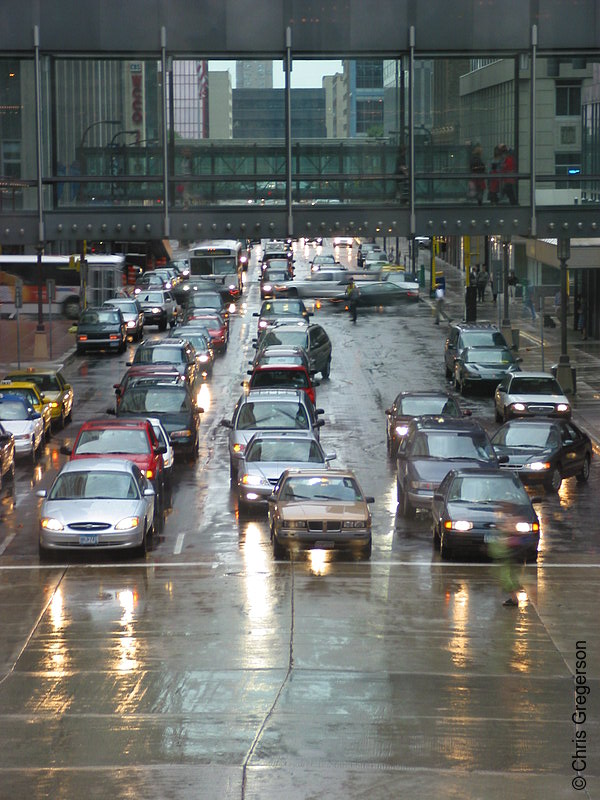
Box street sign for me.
[14,282,22,309]
[46,279,56,301]
[492,259,503,293]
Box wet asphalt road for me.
[0,242,598,799]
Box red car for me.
[245,364,319,405]
[61,418,167,502]
[180,313,228,353]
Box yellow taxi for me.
[0,379,53,438]
[3,366,74,429]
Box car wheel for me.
[158,320,167,332]
[401,486,415,519]
[358,539,372,560]
[576,454,591,483]
[396,478,402,504]
[460,379,468,395]
[502,408,510,423]
[386,433,393,458]
[525,548,539,563]
[229,461,238,486]
[440,534,453,561]
[322,358,331,379]
[546,465,562,493]
[494,406,502,423]
[135,527,149,558]
[8,460,15,481]
[76,345,85,356]
[238,497,250,517]
[31,438,37,466]
[433,523,441,551]
[58,407,66,429]
[445,364,452,380]
[271,528,286,559]
[38,543,55,562]
[118,338,126,354]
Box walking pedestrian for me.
[507,269,517,298]
[488,527,524,607]
[469,144,486,205]
[524,284,536,321]
[500,144,517,205]
[346,277,360,323]
[477,266,489,302]
[488,146,502,204]
[575,294,587,339]
[434,280,445,325]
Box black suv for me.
[444,322,508,379]
[128,338,202,396]
[254,323,332,378]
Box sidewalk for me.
[0,314,77,372]
[422,256,600,445]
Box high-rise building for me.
[236,61,273,89]
[208,71,233,139]
[323,72,347,138]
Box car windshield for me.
[261,301,305,316]
[0,400,31,420]
[280,475,361,501]
[261,330,308,349]
[189,295,222,309]
[138,292,164,303]
[413,431,495,460]
[49,471,140,500]
[251,370,309,390]
[80,310,120,324]
[492,423,560,449]
[134,347,185,365]
[465,348,514,364]
[448,475,529,504]
[399,397,459,417]
[75,428,150,455]
[236,401,309,430]
[7,373,61,392]
[509,377,564,395]
[461,331,506,347]
[264,270,289,282]
[260,355,303,366]
[107,301,137,312]
[246,439,323,463]
[184,333,210,351]
[212,257,237,275]
[0,387,38,405]
[120,387,191,414]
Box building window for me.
[555,151,581,188]
[355,61,383,89]
[356,99,383,135]
[556,83,581,116]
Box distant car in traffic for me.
[260,267,294,299]
[0,422,15,487]
[103,297,144,341]
[431,467,540,562]
[444,322,509,380]
[246,364,319,405]
[494,371,571,422]
[128,338,202,397]
[491,417,592,492]
[395,416,501,517]
[254,323,332,378]
[0,393,44,461]
[254,298,311,335]
[236,431,335,512]
[4,366,73,429]
[76,306,127,355]
[268,468,374,559]
[453,346,521,395]
[37,458,156,557]
[385,391,469,458]
[135,289,179,331]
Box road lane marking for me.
[0,532,18,557]
[174,533,185,554]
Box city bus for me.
[0,253,126,318]
[187,240,244,304]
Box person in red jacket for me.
[500,144,517,204]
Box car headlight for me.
[556,403,570,413]
[525,461,551,471]
[198,354,210,363]
[232,443,245,454]
[228,284,236,290]
[411,480,435,490]
[115,516,140,531]
[151,307,161,314]
[342,520,368,528]
[511,402,527,411]
[241,474,270,487]
[515,521,539,533]
[183,284,190,291]
[286,520,307,529]
[126,320,136,328]
[395,424,409,437]
[444,520,473,532]
[262,284,272,292]
[258,320,268,329]
[170,429,192,439]
[50,401,59,408]
[41,517,64,531]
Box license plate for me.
[79,534,98,546]
[314,540,335,549]
[484,533,497,544]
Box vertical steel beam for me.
[285,26,293,238]
[161,27,170,238]
[530,25,537,237]
[33,26,45,247]
[409,26,415,235]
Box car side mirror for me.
[385,408,392,416]
[315,408,325,415]
[433,493,444,502]
[220,418,232,428]
[60,444,72,456]
[325,452,336,462]
[497,454,509,465]
[253,312,259,317]
[36,489,47,498]
[516,357,523,363]
[154,444,167,455]
[143,487,156,497]
[126,361,133,367]
[365,496,375,504]
[106,408,116,415]
[462,409,472,417]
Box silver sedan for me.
[236,431,335,512]
[38,458,156,557]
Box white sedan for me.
[0,394,44,460]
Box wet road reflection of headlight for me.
[198,383,211,411]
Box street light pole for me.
[556,237,575,394]
[79,119,121,150]
[500,237,513,347]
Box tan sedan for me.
[268,468,373,559]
